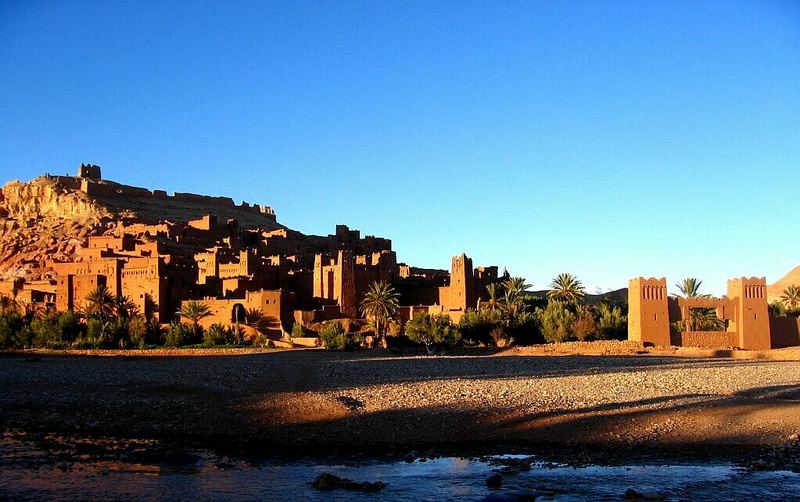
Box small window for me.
[653,313,657,321]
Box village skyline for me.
[3,1,799,293]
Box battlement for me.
[727,277,767,300]
[628,277,667,301]
[451,253,472,272]
[77,163,101,180]
[51,169,277,222]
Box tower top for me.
[77,163,101,180]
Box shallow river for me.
[1,434,798,501]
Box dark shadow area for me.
[1,351,799,461]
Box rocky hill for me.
[0,169,283,281]
[768,265,800,303]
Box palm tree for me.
[114,295,139,319]
[673,277,724,331]
[21,301,48,321]
[547,273,585,304]
[675,277,704,298]
[480,283,504,313]
[360,281,399,348]
[82,285,116,323]
[781,285,800,311]
[498,277,531,323]
[176,300,211,335]
[0,295,20,315]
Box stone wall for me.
[770,316,800,348]
[674,331,738,348]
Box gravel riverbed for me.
[1,348,799,459]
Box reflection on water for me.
[1,432,799,501]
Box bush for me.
[572,306,598,342]
[506,311,543,345]
[405,313,460,352]
[597,303,627,340]
[202,323,230,347]
[457,309,502,346]
[128,316,148,349]
[165,321,192,347]
[535,301,575,343]
[319,321,362,351]
[0,313,25,348]
[107,317,130,348]
[56,311,82,343]
[30,316,64,348]
[230,324,246,347]
[291,322,314,339]
[15,325,34,348]
[85,318,104,348]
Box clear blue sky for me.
[1,1,799,295]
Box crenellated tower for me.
[628,277,671,347]
[727,277,770,350]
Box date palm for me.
[480,283,504,313]
[177,300,211,335]
[360,281,399,348]
[781,285,800,311]
[675,277,704,299]
[673,277,723,331]
[499,276,531,320]
[82,285,116,323]
[114,295,139,319]
[547,273,585,304]
[0,295,20,316]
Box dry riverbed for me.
[1,345,799,466]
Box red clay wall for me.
[674,331,738,348]
[770,316,800,348]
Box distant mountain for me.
[767,265,800,303]
[529,288,628,306]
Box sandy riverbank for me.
[1,345,799,461]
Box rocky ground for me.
[1,347,799,467]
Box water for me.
[1,435,799,501]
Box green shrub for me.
[30,316,63,348]
[128,316,148,349]
[15,325,34,348]
[404,313,460,352]
[319,322,362,351]
[506,311,542,345]
[291,322,313,338]
[457,309,502,346]
[165,321,192,347]
[230,324,246,347]
[202,323,229,347]
[85,318,104,347]
[597,303,627,340]
[535,301,575,343]
[56,311,82,343]
[0,313,25,348]
[107,317,130,348]
[251,332,270,348]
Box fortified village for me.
[0,165,502,342]
[0,164,798,349]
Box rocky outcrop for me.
[0,177,111,280]
[768,266,800,303]
[2,177,110,223]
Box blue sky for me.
[1,1,799,294]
